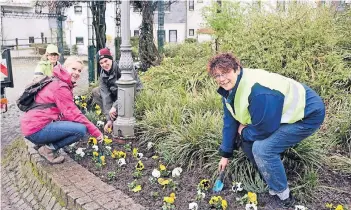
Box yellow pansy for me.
[163,193,176,204]
[157,178,170,185]
[152,155,159,160]
[326,203,333,209]
[100,156,106,165]
[221,199,228,210]
[95,104,101,110]
[81,95,86,100]
[93,151,99,157]
[199,179,210,190]
[107,127,112,133]
[81,102,87,108]
[132,148,138,158]
[160,164,166,171]
[209,196,221,205]
[89,137,97,145]
[132,185,142,192]
[103,137,112,145]
[136,160,144,171]
[117,151,126,159]
[335,205,344,210]
[96,109,101,115]
[248,192,257,205]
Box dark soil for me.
[67,138,351,210]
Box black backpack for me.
[16,76,57,112]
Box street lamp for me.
[66,17,73,52]
[113,0,136,140]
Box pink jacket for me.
[20,65,102,138]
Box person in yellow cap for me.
[34,44,61,77]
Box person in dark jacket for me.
[208,53,325,208]
[92,48,142,132]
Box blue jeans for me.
[26,121,87,151]
[241,119,323,193]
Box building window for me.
[169,30,177,43]
[76,37,84,45]
[189,29,194,36]
[134,30,139,37]
[189,0,194,11]
[74,6,82,14]
[29,37,34,43]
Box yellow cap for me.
[46,44,60,55]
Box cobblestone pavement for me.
[1,58,89,210]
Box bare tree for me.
[88,1,106,51]
[132,1,161,71]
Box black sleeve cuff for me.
[241,127,247,141]
[219,148,233,158]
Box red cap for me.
[98,48,113,61]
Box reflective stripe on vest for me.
[225,68,306,124]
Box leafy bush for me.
[131,36,140,60]
[71,44,78,55]
[184,38,197,43]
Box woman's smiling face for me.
[213,68,240,91]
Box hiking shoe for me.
[38,146,65,164]
[33,144,44,150]
[280,192,296,209]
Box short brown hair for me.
[207,53,241,76]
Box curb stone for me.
[1,138,146,210]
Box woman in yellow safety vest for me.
[208,53,325,208]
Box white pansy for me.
[295,205,308,210]
[197,190,205,199]
[118,158,126,166]
[69,142,77,148]
[96,121,104,127]
[245,204,258,210]
[75,148,85,157]
[189,202,198,210]
[92,145,99,151]
[137,153,143,159]
[232,182,244,192]
[105,146,112,151]
[147,142,154,150]
[171,167,183,178]
[152,169,161,178]
[74,96,80,100]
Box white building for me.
[0,0,54,48]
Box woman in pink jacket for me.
[21,56,103,164]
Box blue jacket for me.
[218,69,325,158]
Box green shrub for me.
[184,38,197,43]
[71,44,78,55]
[131,36,140,60]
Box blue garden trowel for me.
[212,171,225,193]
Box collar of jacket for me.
[217,67,243,102]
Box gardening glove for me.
[218,157,229,172]
[109,107,117,120]
[104,120,113,133]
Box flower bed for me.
[67,94,350,210]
